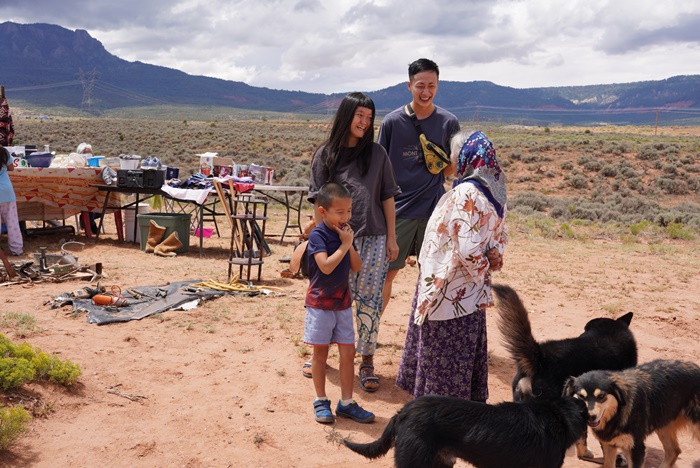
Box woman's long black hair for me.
[317,92,376,180]
[0,146,9,167]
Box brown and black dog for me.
[564,359,700,468]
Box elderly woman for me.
[395,130,508,401]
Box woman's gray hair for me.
[449,129,476,165]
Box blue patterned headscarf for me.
[453,131,507,218]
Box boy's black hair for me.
[0,146,9,167]
[409,58,440,81]
[317,182,352,210]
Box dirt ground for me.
[1,201,700,468]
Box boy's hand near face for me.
[335,223,354,246]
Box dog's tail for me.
[343,414,397,459]
[492,284,540,376]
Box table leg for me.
[95,192,112,239]
[199,202,204,255]
[132,194,141,243]
[280,192,292,244]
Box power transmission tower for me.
[78,68,99,113]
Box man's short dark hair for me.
[317,182,352,209]
[409,58,440,81]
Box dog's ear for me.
[617,312,633,326]
[562,376,576,397]
[610,381,626,407]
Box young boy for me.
[304,182,374,424]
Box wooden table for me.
[10,167,122,237]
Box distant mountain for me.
[2,22,700,125]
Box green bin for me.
[137,212,191,254]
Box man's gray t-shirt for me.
[378,105,460,219]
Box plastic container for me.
[87,156,105,167]
[26,152,54,167]
[125,203,150,243]
[120,155,141,170]
[99,157,120,169]
[137,213,191,254]
[194,227,214,238]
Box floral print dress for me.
[396,181,507,400]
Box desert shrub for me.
[0,359,36,390]
[665,223,694,240]
[680,155,695,165]
[629,220,655,235]
[560,161,573,170]
[509,192,550,212]
[662,163,678,175]
[0,334,81,389]
[656,177,689,195]
[662,144,681,157]
[636,144,659,161]
[559,223,575,238]
[618,166,640,178]
[599,165,618,177]
[583,159,602,172]
[0,405,32,451]
[522,154,539,163]
[627,178,643,191]
[568,175,588,189]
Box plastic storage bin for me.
[137,212,191,254]
[87,156,104,167]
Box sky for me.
[3,0,700,95]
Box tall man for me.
[378,58,460,313]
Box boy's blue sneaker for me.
[335,400,375,423]
[313,399,334,424]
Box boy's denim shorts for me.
[304,306,355,346]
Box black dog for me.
[564,359,700,468]
[492,284,637,402]
[343,395,588,468]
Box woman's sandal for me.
[358,363,379,392]
[302,361,312,378]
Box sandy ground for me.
[1,205,700,468]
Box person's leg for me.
[311,344,329,398]
[350,236,388,392]
[381,269,400,314]
[382,218,419,313]
[1,202,23,255]
[337,344,355,401]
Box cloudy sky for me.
[3,1,700,94]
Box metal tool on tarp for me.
[92,285,128,307]
[126,288,158,300]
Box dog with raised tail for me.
[343,394,588,468]
[492,284,637,402]
[492,284,637,461]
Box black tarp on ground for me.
[73,280,225,325]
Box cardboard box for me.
[197,153,233,177]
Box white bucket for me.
[125,203,150,243]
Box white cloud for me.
[2,0,700,93]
